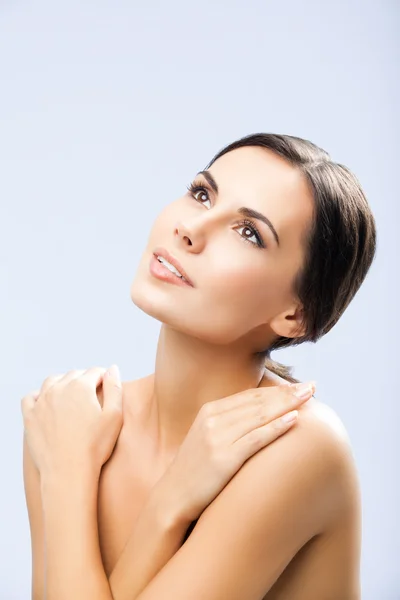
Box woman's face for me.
[130,145,314,349]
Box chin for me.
[129,274,176,328]
[130,276,157,316]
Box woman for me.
[22,132,376,599]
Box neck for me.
[145,324,270,455]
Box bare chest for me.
[96,381,357,596]
[97,446,352,600]
[97,426,165,577]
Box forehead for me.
[209,146,314,244]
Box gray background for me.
[1,1,398,598]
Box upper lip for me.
[153,247,194,286]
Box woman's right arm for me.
[23,429,190,600]
[23,434,45,600]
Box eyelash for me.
[185,181,265,249]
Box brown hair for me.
[204,133,377,384]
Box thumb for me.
[102,364,122,413]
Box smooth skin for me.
[23,145,362,598]
[23,368,361,600]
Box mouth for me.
[150,254,194,288]
[151,247,194,287]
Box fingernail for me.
[292,381,316,399]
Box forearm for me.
[41,468,112,600]
[109,478,191,600]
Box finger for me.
[59,368,97,385]
[206,380,315,420]
[232,410,299,462]
[61,368,108,406]
[102,365,123,414]
[205,387,267,415]
[21,392,38,417]
[218,382,316,444]
[78,367,108,390]
[205,382,298,416]
[40,374,67,395]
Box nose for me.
[174,206,228,252]
[174,219,206,252]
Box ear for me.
[269,303,306,339]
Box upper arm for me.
[23,434,45,600]
[135,412,352,600]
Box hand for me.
[21,365,123,476]
[157,381,316,523]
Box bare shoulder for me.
[131,385,361,599]
[255,393,361,532]
[258,398,362,599]
[248,371,360,534]
[312,397,362,531]
[261,372,360,516]
[300,396,360,500]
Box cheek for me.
[208,258,260,297]
[204,257,269,319]
[205,253,293,325]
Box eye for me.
[236,221,265,248]
[186,182,211,209]
[185,180,266,249]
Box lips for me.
[153,247,194,287]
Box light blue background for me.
[1,1,398,598]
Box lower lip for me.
[149,255,193,287]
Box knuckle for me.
[69,369,84,379]
[286,386,298,400]
[246,428,258,443]
[278,385,296,406]
[42,375,57,388]
[272,416,284,430]
[246,429,262,450]
[41,373,65,394]
[70,377,89,392]
[204,415,217,432]
[256,404,267,426]
[201,401,215,418]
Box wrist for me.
[149,476,193,531]
[40,461,100,493]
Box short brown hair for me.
[205,133,377,383]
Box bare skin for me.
[97,372,361,599]
[24,144,362,598]
[25,370,361,599]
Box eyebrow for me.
[196,170,280,247]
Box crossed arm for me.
[23,411,354,600]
